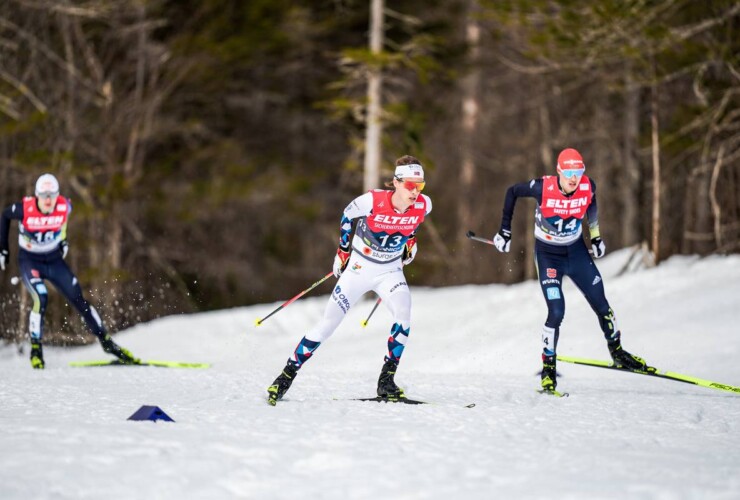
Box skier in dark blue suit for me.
[492,148,652,392]
[0,174,139,369]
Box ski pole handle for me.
[361,297,382,327]
[254,271,334,326]
[465,230,495,246]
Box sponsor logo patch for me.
[546,287,561,300]
[546,268,557,278]
[332,285,351,313]
[545,198,589,209]
[372,214,420,225]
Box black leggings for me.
[19,251,106,342]
[534,239,616,343]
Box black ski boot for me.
[30,342,44,369]
[377,358,405,399]
[267,363,298,406]
[100,334,140,364]
[608,340,653,372]
[541,355,557,391]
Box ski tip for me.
[465,230,475,238]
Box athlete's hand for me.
[0,249,7,271]
[402,237,417,265]
[591,237,606,258]
[333,248,351,278]
[493,229,512,253]
[61,241,69,259]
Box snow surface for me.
[1,249,740,499]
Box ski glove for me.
[333,248,351,278]
[591,237,606,258]
[402,237,417,266]
[0,249,7,271]
[61,241,69,259]
[493,229,512,253]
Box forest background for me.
[1,0,738,344]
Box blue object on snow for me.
[127,405,175,422]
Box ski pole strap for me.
[255,271,334,326]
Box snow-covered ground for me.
[1,249,739,499]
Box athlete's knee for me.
[30,283,48,313]
[387,291,411,326]
[393,309,411,328]
[306,316,342,343]
[545,302,565,328]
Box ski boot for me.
[541,355,557,392]
[30,342,45,369]
[377,358,405,400]
[100,334,140,364]
[608,340,653,372]
[267,363,298,406]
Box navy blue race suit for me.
[499,176,619,356]
[1,198,106,343]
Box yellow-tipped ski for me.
[557,354,740,394]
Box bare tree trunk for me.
[709,145,725,250]
[457,0,480,281]
[363,0,383,191]
[622,67,640,246]
[650,58,661,264]
[681,172,696,253]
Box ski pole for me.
[465,230,495,246]
[361,297,382,327]
[467,230,592,255]
[254,271,334,326]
